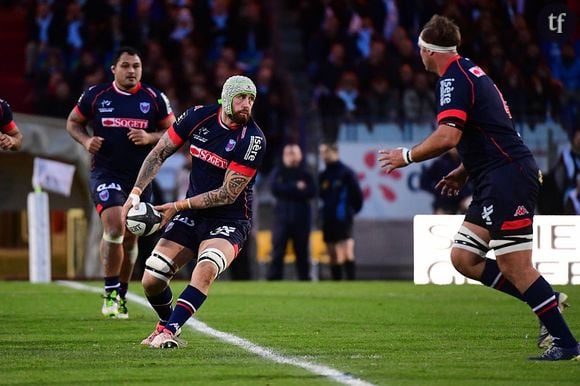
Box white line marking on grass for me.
[57,281,376,386]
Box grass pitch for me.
[1,281,579,385]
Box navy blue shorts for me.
[89,171,152,215]
[161,210,251,255]
[322,221,353,243]
[465,157,540,239]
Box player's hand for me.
[0,133,14,150]
[377,148,406,173]
[121,188,142,227]
[154,202,177,227]
[127,128,152,145]
[84,136,104,154]
[435,167,468,196]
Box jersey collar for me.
[112,81,142,95]
[442,55,461,75]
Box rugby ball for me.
[126,202,162,236]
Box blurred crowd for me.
[23,0,297,175]
[18,0,580,161]
[291,0,580,141]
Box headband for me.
[418,36,457,53]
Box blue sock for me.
[104,276,120,294]
[480,259,523,300]
[146,286,173,324]
[523,276,577,348]
[164,285,207,334]
[119,282,128,299]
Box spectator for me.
[267,143,317,281]
[318,142,363,280]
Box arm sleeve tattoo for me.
[134,133,180,191]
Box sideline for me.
[57,280,376,386]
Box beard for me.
[230,110,250,125]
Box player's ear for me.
[110,65,115,74]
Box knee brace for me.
[102,232,123,244]
[197,248,227,278]
[489,234,533,255]
[145,251,177,283]
[453,225,490,257]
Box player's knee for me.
[144,251,177,286]
[197,248,227,280]
[102,230,124,244]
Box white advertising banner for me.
[414,215,580,285]
[339,143,433,219]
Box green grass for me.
[0,281,579,385]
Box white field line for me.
[57,280,377,386]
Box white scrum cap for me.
[220,75,257,116]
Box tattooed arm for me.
[175,168,252,210]
[133,133,180,192]
[121,132,181,223]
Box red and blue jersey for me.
[168,104,266,220]
[0,99,17,134]
[436,56,533,180]
[75,81,173,178]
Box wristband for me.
[401,147,414,165]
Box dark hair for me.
[321,142,338,152]
[421,15,461,47]
[112,46,142,65]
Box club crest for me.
[139,102,150,114]
[225,139,237,152]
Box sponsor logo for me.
[439,78,454,106]
[190,145,228,169]
[98,99,114,113]
[96,182,121,191]
[481,205,494,225]
[225,139,236,152]
[173,214,195,227]
[193,105,203,111]
[514,205,529,217]
[210,226,236,236]
[244,135,263,161]
[199,127,210,135]
[101,117,148,129]
[468,66,486,77]
[139,102,150,114]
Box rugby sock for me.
[523,276,577,348]
[104,276,120,295]
[119,282,128,299]
[344,261,356,280]
[146,286,174,324]
[480,258,523,300]
[330,264,342,280]
[164,285,207,334]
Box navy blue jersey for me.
[436,56,534,180]
[168,104,266,220]
[318,161,363,226]
[75,81,173,179]
[0,99,16,133]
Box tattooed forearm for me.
[134,134,179,191]
[189,169,252,209]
